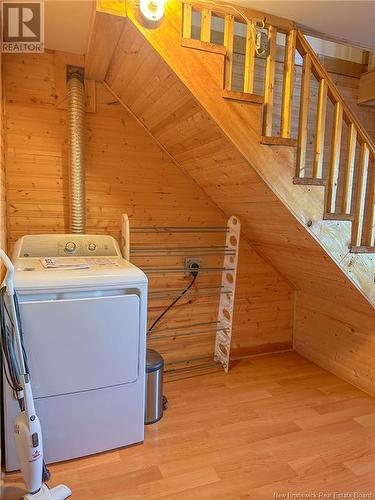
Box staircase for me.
[181,3,375,252]
[85,0,375,392]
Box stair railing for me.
[295,31,375,250]
[181,2,375,250]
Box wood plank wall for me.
[295,292,375,397]
[121,7,375,395]
[0,51,6,258]
[3,51,294,373]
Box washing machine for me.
[3,234,148,471]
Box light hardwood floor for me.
[3,352,375,499]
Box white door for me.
[20,294,140,398]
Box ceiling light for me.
[139,0,166,22]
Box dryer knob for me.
[88,243,96,252]
[65,241,76,254]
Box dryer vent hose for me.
[67,76,85,234]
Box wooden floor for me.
[3,352,375,499]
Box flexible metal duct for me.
[67,75,85,234]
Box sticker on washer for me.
[91,258,120,267]
[40,258,90,270]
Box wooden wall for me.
[295,292,375,397]
[0,51,6,257]
[3,50,294,373]
[116,7,375,396]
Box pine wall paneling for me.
[4,50,294,373]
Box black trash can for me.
[145,349,164,425]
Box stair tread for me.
[222,90,263,104]
[324,213,354,221]
[261,136,297,147]
[293,177,327,186]
[351,246,375,254]
[181,38,226,55]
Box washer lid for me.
[14,258,147,292]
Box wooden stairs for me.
[85,0,374,311]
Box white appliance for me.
[4,234,148,471]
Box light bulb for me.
[139,0,166,22]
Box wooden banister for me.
[296,53,311,178]
[182,3,192,39]
[352,143,370,246]
[281,29,296,139]
[224,14,234,91]
[295,30,375,248]
[262,26,277,137]
[326,102,343,214]
[180,3,375,253]
[243,22,255,94]
[342,123,357,215]
[296,31,375,155]
[312,79,327,179]
[201,8,211,42]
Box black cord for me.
[147,273,197,336]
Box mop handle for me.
[0,248,29,383]
[0,248,15,296]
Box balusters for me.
[223,14,234,91]
[368,173,375,247]
[342,123,357,215]
[243,22,256,94]
[262,26,277,136]
[352,142,370,247]
[182,3,192,39]
[281,29,296,138]
[296,53,311,178]
[312,79,328,179]
[326,102,343,214]
[200,8,211,42]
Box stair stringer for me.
[106,5,374,309]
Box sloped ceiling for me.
[43,0,374,54]
[228,1,375,49]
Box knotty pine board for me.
[0,51,6,265]
[106,9,375,394]
[3,50,293,371]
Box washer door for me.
[20,294,140,398]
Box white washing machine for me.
[4,234,148,471]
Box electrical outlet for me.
[185,257,202,276]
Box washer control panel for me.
[15,234,121,258]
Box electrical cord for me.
[147,267,199,336]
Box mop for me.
[0,249,71,500]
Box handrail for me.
[295,30,375,248]
[180,2,375,249]
[296,31,375,155]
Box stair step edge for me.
[293,177,327,186]
[323,213,354,221]
[351,246,375,254]
[261,136,297,146]
[222,90,263,104]
[181,38,226,55]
